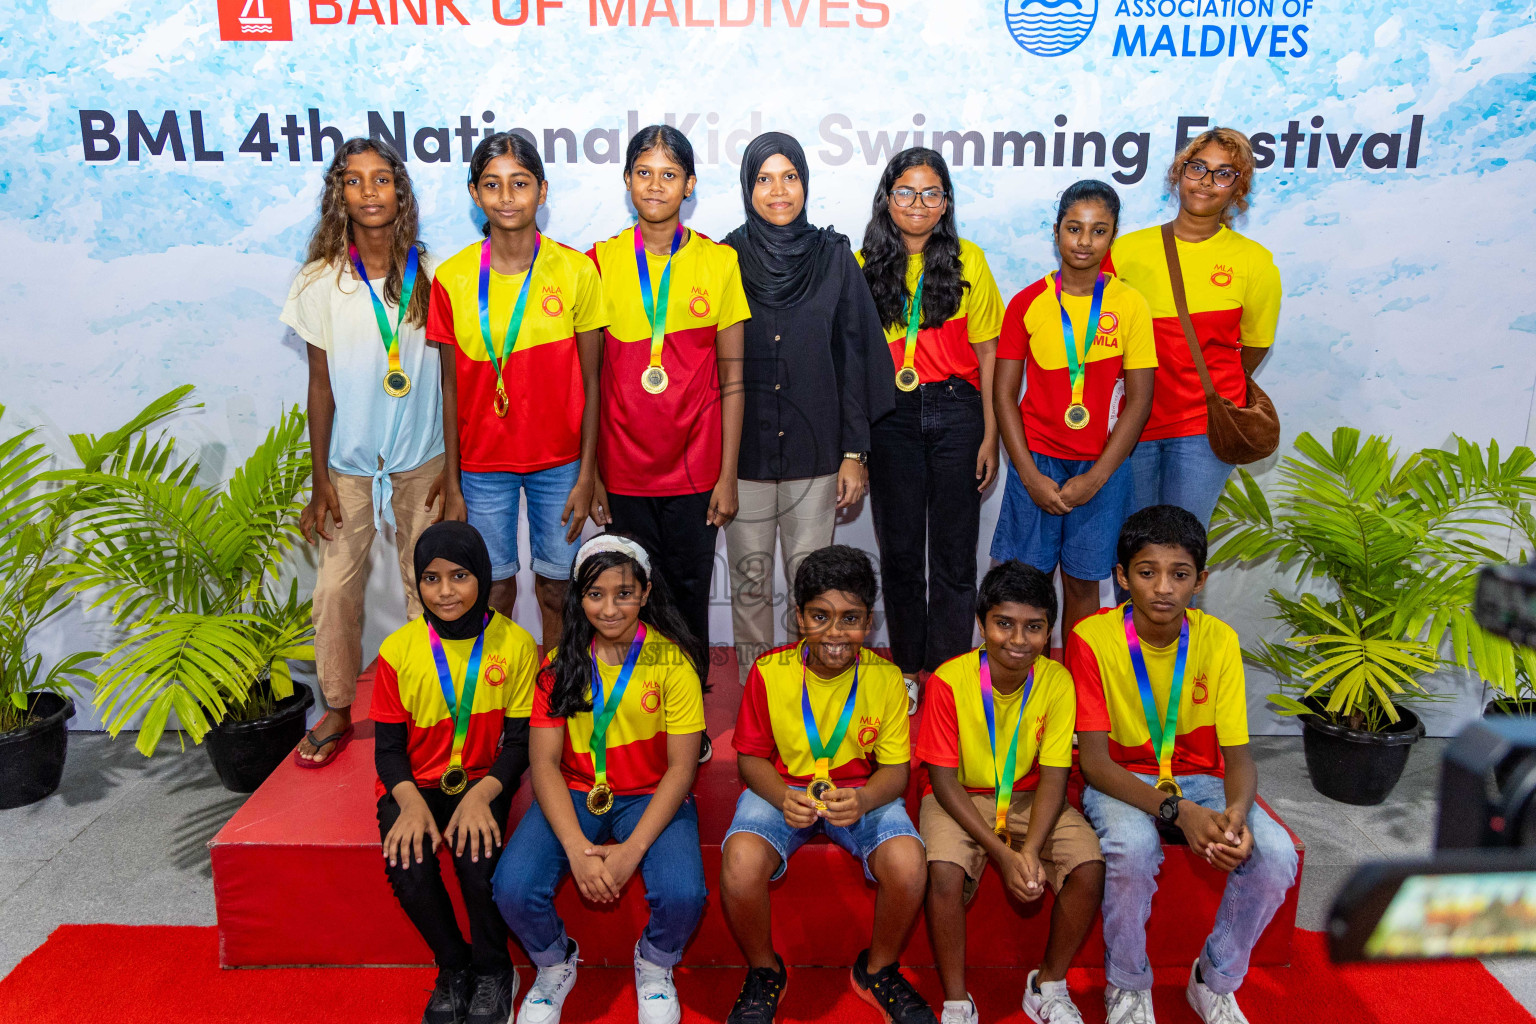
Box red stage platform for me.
[211,653,1303,969]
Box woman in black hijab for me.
[721,132,895,684]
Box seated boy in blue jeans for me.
[1069,505,1298,1024]
[721,545,935,1024]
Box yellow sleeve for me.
[874,667,911,765]
[1119,286,1158,371]
[1037,671,1076,769]
[572,252,608,334]
[962,246,1006,343]
[662,658,707,734]
[1239,248,1281,349]
[502,625,538,718]
[1212,626,1250,746]
[715,247,752,331]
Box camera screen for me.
[1365,871,1536,959]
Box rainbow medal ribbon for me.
[979,649,1035,849]
[1055,271,1107,430]
[349,243,419,397]
[477,233,541,418]
[1123,603,1190,797]
[426,619,487,796]
[634,224,685,395]
[895,272,925,392]
[585,622,647,814]
[800,644,861,808]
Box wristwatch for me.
[1157,794,1183,825]
[842,451,868,465]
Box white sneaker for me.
[1104,984,1156,1024]
[904,675,920,715]
[1185,960,1249,1024]
[940,995,978,1024]
[1023,970,1084,1023]
[517,940,579,1024]
[634,943,681,1024]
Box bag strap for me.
[1161,222,1218,401]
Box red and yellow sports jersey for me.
[734,642,909,787]
[531,629,705,796]
[1106,226,1282,441]
[997,273,1157,461]
[369,613,539,798]
[1067,604,1249,778]
[916,648,1075,796]
[587,228,751,497]
[426,236,606,475]
[856,239,1005,389]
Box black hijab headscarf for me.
[413,521,493,640]
[722,132,845,310]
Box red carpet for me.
[2,924,1531,1023]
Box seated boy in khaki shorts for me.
[917,561,1105,1024]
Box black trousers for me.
[606,490,718,653]
[867,377,985,675]
[377,786,515,973]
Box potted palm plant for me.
[1212,428,1536,806]
[65,387,316,792]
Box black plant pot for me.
[1485,699,1536,718]
[1300,701,1425,806]
[204,684,315,793]
[0,693,76,809]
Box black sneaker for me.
[466,968,518,1024]
[850,949,936,1024]
[727,955,788,1024]
[423,967,473,1024]
[698,732,713,764]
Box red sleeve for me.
[732,664,778,759]
[1066,632,1110,732]
[425,277,458,348]
[997,279,1049,361]
[530,665,561,728]
[1101,249,1117,275]
[368,656,408,724]
[915,676,960,768]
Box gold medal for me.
[493,384,509,418]
[641,365,669,395]
[1064,403,1090,430]
[439,765,469,796]
[994,824,1014,848]
[1155,776,1183,798]
[586,782,615,815]
[895,366,920,392]
[383,369,411,397]
[808,778,834,806]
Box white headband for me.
[574,535,652,577]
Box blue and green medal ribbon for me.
[1054,271,1106,430]
[584,622,647,814]
[426,618,488,795]
[477,233,541,418]
[1123,603,1190,796]
[800,644,861,806]
[348,243,419,397]
[979,649,1035,847]
[895,272,925,392]
[634,224,685,394]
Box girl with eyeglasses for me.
[1105,127,1282,529]
[858,148,1005,715]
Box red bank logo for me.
[218,0,293,41]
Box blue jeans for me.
[1082,775,1298,995]
[991,454,1132,581]
[723,787,923,883]
[460,460,582,581]
[490,790,708,968]
[1128,435,1234,529]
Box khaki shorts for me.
[919,792,1103,902]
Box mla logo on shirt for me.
[1210,265,1235,288]
[688,289,711,318]
[856,723,880,747]
[1097,311,1119,335]
[1192,673,1210,704]
[1005,0,1097,57]
[216,0,293,41]
[640,683,662,714]
[483,658,507,687]
[1034,716,1046,746]
[542,291,564,317]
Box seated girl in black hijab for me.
[371,520,540,1024]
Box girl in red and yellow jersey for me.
[1106,127,1283,529]
[992,180,1157,639]
[586,125,750,672]
[370,521,539,1024]
[857,148,1005,709]
[427,133,607,651]
[491,535,706,1024]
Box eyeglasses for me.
[889,186,948,208]
[1182,161,1240,188]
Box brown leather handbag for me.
[1160,222,1279,466]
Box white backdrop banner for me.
[6,0,1534,733]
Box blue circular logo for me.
[1005,0,1098,56]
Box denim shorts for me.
[990,453,1132,582]
[723,786,922,883]
[460,460,582,581]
